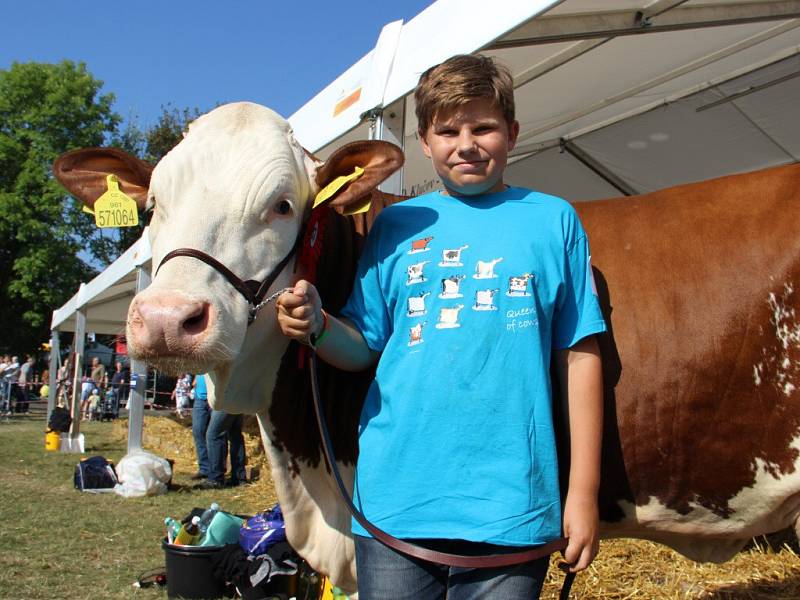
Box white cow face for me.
[53,102,404,408]
[134,103,316,376]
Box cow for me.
[571,163,800,563]
[53,102,404,594]
[53,101,800,592]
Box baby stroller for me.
[100,389,118,421]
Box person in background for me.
[80,375,94,421]
[172,372,192,418]
[87,388,101,421]
[4,356,20,415]
[16,355,34,413]
[56,358,71,408]
[109,361,128,414]
[90,357,106,390]
[190,374,210,480]
[200,408,248,489]
[1,355,11,414]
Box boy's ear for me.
[312,141,404,214]
[53,148,154,210]
[419,129,433,159]
[508,120,520,152]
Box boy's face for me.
[420,98,519,197]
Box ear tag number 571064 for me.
[94,174,139,228]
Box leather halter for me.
[155,233,303,325]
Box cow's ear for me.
[314,141,404,214]
[53,148,154,210]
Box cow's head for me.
[54,102,403,409]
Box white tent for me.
[48,232,151,451]
[49,0,800,448]
[293,0,800,202]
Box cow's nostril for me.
[182,303,210,335]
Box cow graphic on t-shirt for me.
[473,258,503,279]
[408,236,434,255]
[439,275,465,299]
[507,273,534,297]
[439,245,469,267]
[408,321,426,346]
[435,304,464,329]
[473,289,500,311]
[407,291,430,317]
[406,261,430,285]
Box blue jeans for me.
[192,396,211,476]
[206,410,246,484]
[353,535,549,600]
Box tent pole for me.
[367,97,405,195]
[46,331,59,422]
[127,265,151,453]
[560,139,638,196]
[69,303,86,441]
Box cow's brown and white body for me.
[576,165,800,562]
[55,102,800,593]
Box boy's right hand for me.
[275,279,323,344]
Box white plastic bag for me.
[113,450,172,497]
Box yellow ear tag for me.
[81,205,95,216]
[312,166,365,209]
[93,174,139,228]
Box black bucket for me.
[162,539,229,599]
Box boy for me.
[277,54,605,599]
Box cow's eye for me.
[143,196,157,225]
[274,200,292,216]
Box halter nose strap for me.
[155,233,302,324]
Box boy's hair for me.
[414,54,515,136]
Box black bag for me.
[74,456,118,491]
[48,406,72,433]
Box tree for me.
[0,61,119,353]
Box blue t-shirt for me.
[340,187,606,546]
[194,374,207,400]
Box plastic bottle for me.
[198,502,220,532]
[164,517,181,544]
[174,516,202,545]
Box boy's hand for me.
[275,279,323,343]
[561,492,599,573]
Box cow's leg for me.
[256,413,358,596]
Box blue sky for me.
[0,0,433,128]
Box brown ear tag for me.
[93,174,139,228]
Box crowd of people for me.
[0,354,44,415]
[74,358,130,421]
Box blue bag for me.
[74,456,118,492]
[239,504,287,556]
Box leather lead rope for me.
[308,348,577,598]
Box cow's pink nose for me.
[128,294,213,355]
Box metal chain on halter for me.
[250,287,296,322]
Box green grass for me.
[0,418,264,600]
